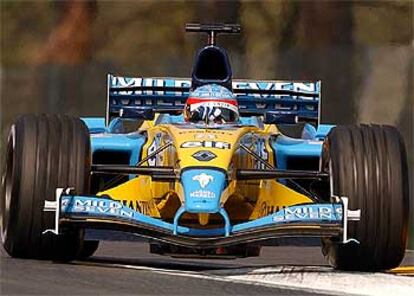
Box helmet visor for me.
[185,99,239,124]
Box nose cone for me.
[181,169,226,213]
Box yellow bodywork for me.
[97,120,313,226]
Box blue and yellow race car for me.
[1,24,409,271]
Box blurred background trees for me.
[1,0,413,244]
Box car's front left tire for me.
[321,124,409,271]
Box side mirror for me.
[118,107,155,120]
[263,111,297,124]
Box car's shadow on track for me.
[76,255,334,276]
[82,255,246,271]
[71,240,334,275]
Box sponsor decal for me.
[256,138,269,169]
[192,173,214,188]
[233,81,318,98]
[111,77,318,97]
[190,84,234,99]
[147,134,162,166]
[188,101,238,113]
[189,190,216,199]
[178,130,233,136]
[181,141,231,149]
[273,204,342,222]
[111,77,190,96]
[194,133,217,140]
[66,198,134,219]
[192,150,217,161]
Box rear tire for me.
[321,124,409,271]
[0,114,91,261]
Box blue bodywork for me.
[181,169,226,213]
[82,117,146,166]
[273,124,334,169]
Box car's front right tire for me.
[1,114,91,261]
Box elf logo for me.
[180,141,231,149]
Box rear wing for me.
[106,74,321,126]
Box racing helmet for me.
[184,84,239,124]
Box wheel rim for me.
[1,128,15,243]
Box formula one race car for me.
[1,24,409,271]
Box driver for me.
[184,84,239,124]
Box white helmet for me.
[184,84,239,124]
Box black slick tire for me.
[321,124,409,271]
[0,114,91,261]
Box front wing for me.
[43,189,359,248]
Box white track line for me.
[226,266,414,296]
[76,261,386,296]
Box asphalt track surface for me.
[1,238,413,296]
